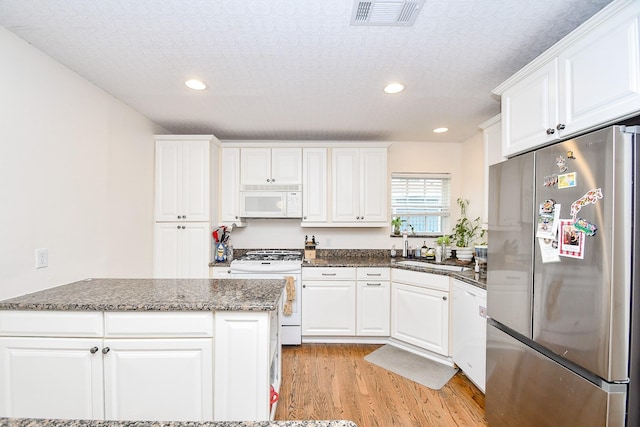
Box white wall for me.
[460,131,485,230]
[227,140,479,251]
[0,27,163,299]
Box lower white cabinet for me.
[214,309,281,421]
[153,222,210,279]
[356,268,390,336]
[103,338,213,421]
[0,309,279,422]
[0,336,104,419]
[391,270,450,356]
[451,279,487,392]
[302,267,356,336]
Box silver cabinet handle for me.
[366,273,382,277]
[102,347,110,354]
[366,283,382,286]
[546,128,555,135]
[321,273,337,276]
[90,346,99,354]
[176,225,181,229]
[181,226,186,229]
[556,123,566,130]
[442,296,447,301]
[302,284,306,288]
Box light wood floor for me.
[275,343,488,427]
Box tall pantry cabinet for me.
[153,135,218,279]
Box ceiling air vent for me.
[351,0,426,26]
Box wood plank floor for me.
[275,343,488,427]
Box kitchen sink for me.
[396,260,472,272]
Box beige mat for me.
[364,344,458,390]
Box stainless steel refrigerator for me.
[486,125,640,426]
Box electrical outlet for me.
[35,248,48,269]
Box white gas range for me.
[230,250,302,345]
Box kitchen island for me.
[0,278,285,423]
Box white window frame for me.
[390,172,451,237]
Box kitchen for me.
[2,0,639,426]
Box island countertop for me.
[0,419,357,427]
[0,278,285,312]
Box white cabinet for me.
[301,267,356,336]
[332,147,387,225]
[302,147,328,223]
[451,280,487,392]
[0,336,104,419]
[356,268,390,336]
[214,309,281,421]
[0,311,216,422]
[153,222,210,279]
[103,338,213,421]
[391,269,450,356]
[220,147,244,224]
[241,147,302,186]
[497,0,640,157]
[155,137,211,222]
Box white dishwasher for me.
[451,279,487,392]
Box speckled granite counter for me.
[0,278,284,311]
[0,419,356,427]
[303,257,486,290]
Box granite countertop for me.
[0,419,356,427]
[303,257,486,290]
[0,278,284,312]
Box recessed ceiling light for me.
[433,127,449,133]
[384,83,404,94]
[185,79,207,91]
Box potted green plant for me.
[451,198,485,262]
[391,217,405,236]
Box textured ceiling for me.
[0,0,613,142]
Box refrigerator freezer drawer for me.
[486,324,627,427]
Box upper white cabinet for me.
[302,148,328,223]
[332,147,387,225]
[241,147,302,186]
[496,0,640,157]
[220,147,243,224]
[155,137,212,222]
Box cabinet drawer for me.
[302,267,356,280]
[391,269,449,291]
[357,267,390,280]
[0,311,103,337]
[104,312,213,338]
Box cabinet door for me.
[332,148,360,222]
[0,337,104,419]
[357,280,390,336]
[559,0,640,136]
[302,148,328,223]
[214,311,272,421]
[181,141,210,221]
[180,222,210,279]
[220,147,242,222]
[302,280,356,335]
[241,148,272,185]
[501,60,559,157]
[155,141,182,221]
[391,282,449,355]
[153,223,180,278]
[271,148,302,185]
[103,338,213,421]
[359,147,387,222]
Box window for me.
[391,173,451,236]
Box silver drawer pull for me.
[321,273,337,276]
[366,283,382,286]
[366,273,382,276]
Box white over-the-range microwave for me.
[240,187,302,218]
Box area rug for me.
[364,344,458,390]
